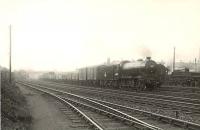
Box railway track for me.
[40,80,200,99]
[154,86,200,99]
[158,86,200,93]
[37,80,200,99]
[18,81,200,130]
[29,80,200,113]
[18,82,162,130]
[147,91,200,99]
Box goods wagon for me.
[78,68,87,80]
[87,66,97,80]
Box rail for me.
[19,81,200,130]
[17,83,104,130]
[18,81,161,130]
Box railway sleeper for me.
[65,98,159,130]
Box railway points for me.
[18,82,162,130]
[17,81,200,130]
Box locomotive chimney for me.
[146,57,151,60]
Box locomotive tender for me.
[42,57,168,90]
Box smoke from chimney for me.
[137,46,152,58]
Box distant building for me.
[174,61,200,72]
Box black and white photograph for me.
[1,0,200,130]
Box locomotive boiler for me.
[116,57,167,90]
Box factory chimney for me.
[199,48,200,63]
[195,58,197,72]
[107,57,110,65]
[199,48,200,72]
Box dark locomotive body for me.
[56,57,168,90]
[117,57,167,90]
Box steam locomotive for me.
[41,57,168,90]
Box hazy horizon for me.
[1,0,200,71]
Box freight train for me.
[41,57,168,90]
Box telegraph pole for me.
[9,25,12,83]
[173,47,176,72]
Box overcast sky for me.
[0,0,200,71]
